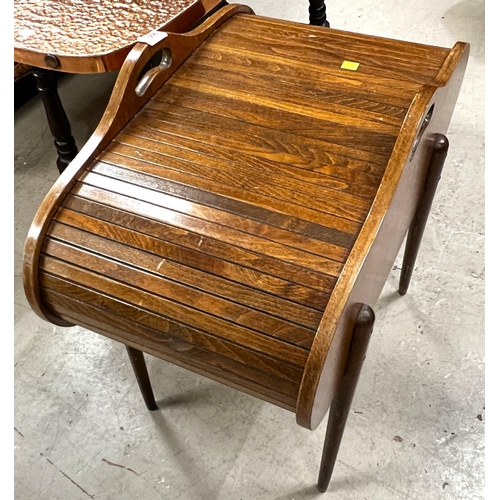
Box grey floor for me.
[14,0,485,499]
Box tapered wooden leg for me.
[31,67,78,174]
[398,134,449,296]
[126,346,158,411]
[309,0,330,27]
[317,304,375,493]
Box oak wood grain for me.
[297,44,469,429]
[172,60,410,120]
[54,205,332,309]
[23,3,255,325]
[58,197,335,300]
[48,221,323,329]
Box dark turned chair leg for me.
[309,0,330,27]
[31,67,78,174]
[317,304,375,493]
[126,346,158,411]
[398,134,449,296]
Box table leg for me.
[31,67,78,174]
[317,304,375,493]
[188,0,228,29]
[126,345,158,411]
[398,134,449,296]
[309,0,330,27]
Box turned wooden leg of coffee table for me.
[309,0,329,27]
[31,67,78,174]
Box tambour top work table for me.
[22,3,469,492]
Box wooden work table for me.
[22,3,468,492]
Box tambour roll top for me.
[23,6,469,430]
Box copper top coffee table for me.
[14,0,225,172]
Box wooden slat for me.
[159,66,409,125]
[41,287,299,409]
[43,238,317,347]
[41,273,304,384]
[77,173,351,274]
[116,120,384,182]
[216,18,445,84]
[104,139,379,202]
[112,128,382,193]
[190,41,421,104]
[104,137,377,204]
[182,45,415,109]
[61,196,335,304]
[92,157,365,243]
[63,193,335,291]
[130,109,390,171]
[145,92,396,179]
[49,220,323,328]
[103,126,371,235]
[233,15,449,67]
[139,102,396,163]
[92,153,368,227]
[54,204,333,310]
[173,59,410,120]
[40,253,310,361]
[161,75,402,133]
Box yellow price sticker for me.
[340,60,360,71]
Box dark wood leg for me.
[31,67,78,174]
[398,134,449,296]
[317,304,375,493]
[126,346,158,411]
[309,0,330,27]
[188,0,228,30]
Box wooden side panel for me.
[297,44,469,430]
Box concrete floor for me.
[14,0,485,498]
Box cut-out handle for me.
[410,103,435,162]
[135,48,173,97]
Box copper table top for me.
[14,0,218,73]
